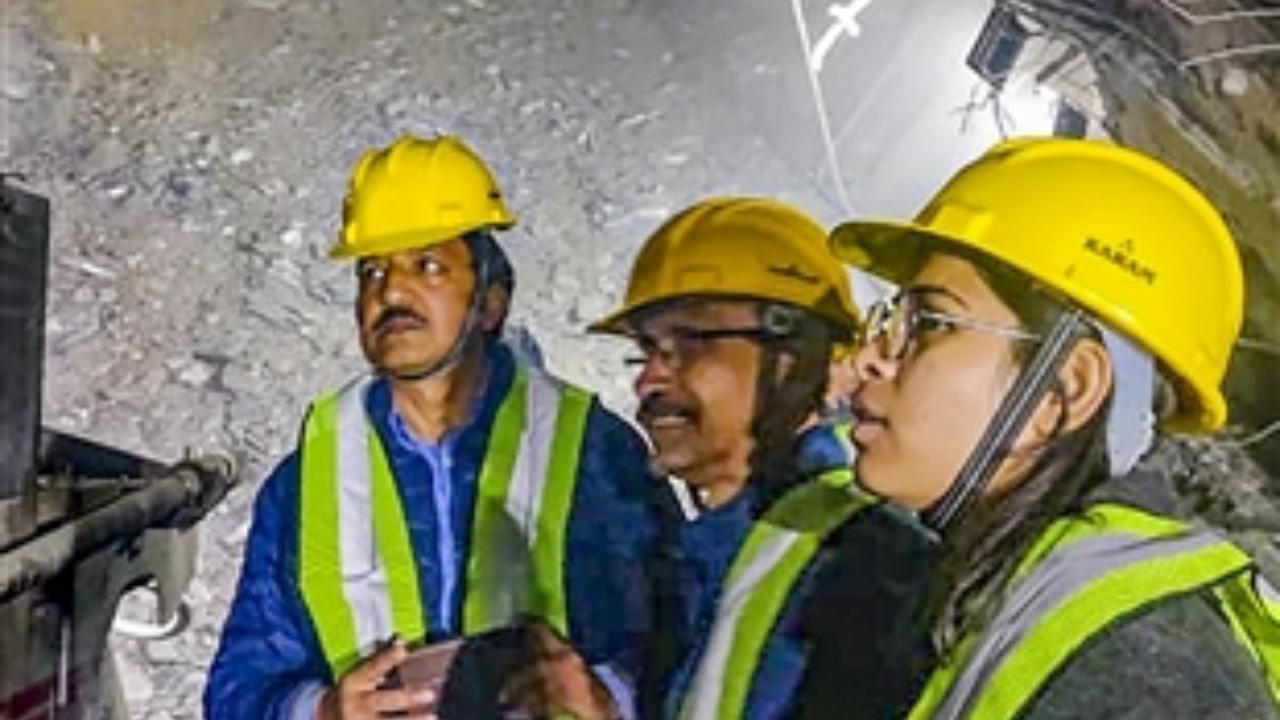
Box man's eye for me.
[358,264,386,283]
[671,334,711,359]
[419,256,445,275]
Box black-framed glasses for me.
[624,325,775,369]
[863,290,1041,361]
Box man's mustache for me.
[636,393,697,424]
[372,306,426,335]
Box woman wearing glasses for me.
[818,138,1280,719]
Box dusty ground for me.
[2,1,1276,718]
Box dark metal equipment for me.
[0,179,48,540]
[967,4,1030,91]
[0,177,237,720]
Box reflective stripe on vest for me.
[464,363,591,635]
[679,469,878,720]
[908,503,1278,720]
[1215,570,1280,705]
[298,363,591,678]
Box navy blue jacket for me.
[204,342,659,719]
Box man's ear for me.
[772,350,797,384]
[1022,337,1113,447]
[480,284,511,334]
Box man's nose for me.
[633,350,675,400]
[377,262,416,307]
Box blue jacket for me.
[651,426,937,720]
[205,342,659,719]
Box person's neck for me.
[388,342,488,445]
[685,458,751,510]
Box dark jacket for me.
[647,426,939,720]
[1020,471,1278,720]
[793,469,1278,720]
[204,342,660,719]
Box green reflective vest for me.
[297,362,593,678]
[678,468,879,720]
[908,502,1280,719]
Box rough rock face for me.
[1144,437,1280,578]
[1,1,1276,718]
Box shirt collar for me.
[382,339,510,454]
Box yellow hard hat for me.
[330,134,516,259]
[591,197,860,339]
[831,137,1244,433]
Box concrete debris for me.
[279,224,304,247]
[228,148,255,166]
[169,356,217,388]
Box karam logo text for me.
[1082,237,1157,285]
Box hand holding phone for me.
[390,638,465,692]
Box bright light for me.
[996,82,1061,135]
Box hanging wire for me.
[996,1,1164,127]
[1001,0,1186,70]
[1223,418,1280,449]
[1153,0,1280,25]
[1010,0,1280,70]
[1238,336,1280,357]
[1180,41,1280,67]
[789,0,857,216]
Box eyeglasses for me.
[624,325,774,370]
[863,290,1041,361]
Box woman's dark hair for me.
[748,302,837,514]
[925,247,1113,653]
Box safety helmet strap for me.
[923,308,1090,533]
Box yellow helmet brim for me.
[328,217,515,260]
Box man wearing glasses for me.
[589,197,938,720]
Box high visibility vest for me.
[678,469,879,720]
[907,502,1280,720]
[297,362,593,678]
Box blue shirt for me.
[387,405,468,634]
[204,342,660,719]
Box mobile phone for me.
[388,638,465,691]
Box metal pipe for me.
[0,466,219,602]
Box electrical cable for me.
[1153,0,1280,25]
[789,0,858,216]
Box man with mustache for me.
[206,135,656,720]
[589,197,938,720]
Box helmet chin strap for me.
[383,254,491,383]
[922,308,1090,534]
